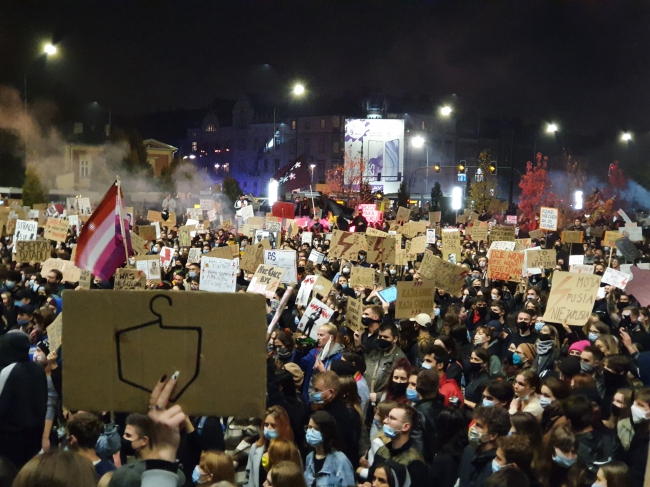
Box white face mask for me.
[631,404,649,424]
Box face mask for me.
[553,449,576,468]
[517,321,530,332]
[5,281,15,289]
[377,338,393,350]
[270,299,280,310]
[342,268,350,275]
[489,311,500,321]
[33,354,46,364]
[617,302,628,312]
[490,294,498,300]
[382,424,398,439]
[537,340,554,355]
[474,335,484,345]
[512,353,522,365]
[391,382,408,396]
[294,316,300,326]
[479,261,486,267]
[310,392,324,405]
[588,332,598,343]
[341,284,348,289]
[361,316,377,327]
[16,319,29,327]
[468,425,487,446]
[390,269,396,275]
[14,301,24,308]
[152,248,160,254]
[305,428,323,446]
[476,307,487,317]
[580,361,594,373]
[421,362,432,370]
[471,362,484,373]
[535,322,544,332]
[482,398,495,407]
[192,466,202,484]
[188,271,197,278]
[31,282,39,292]
[539,396,553,409]
[406,388,419,402]
[631,404,649,424]
[264,427,278,440]
[434,308,440,317]
[492,458,506,473]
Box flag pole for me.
[115,176,131,266]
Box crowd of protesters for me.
[0,194,649,487]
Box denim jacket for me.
[304,451,355,487]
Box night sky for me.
[1,1,650,134]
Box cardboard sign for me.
[78,269,92,290]
[426,228,436,244]
[313,276,333,298]
[16,241,51,263]
[569,264,594,274]
[114,268,147,290]
[603,231,620,248]
[41,258,82,283]
[529,229,544,240]
[266,220,282,232]
[47,313,63,353]
[488,249,525,282]
[561,230,584,244]
[138,225,157,241]
[526,249,556,270]
[350,266,375,289]
[540,207,559,231]
[296,275,318,307]
[366,235,396,264]
[199,256,238,293]
[298,298,335,339]
[13,219,37,242]
[221,219,233,231]
[247,264,285,298]
[395,280,436,319]
[396,206,411,224]
[329,230,368,260]
[441,229,461,264]
[207,246,235,260]
[490,225,516,243]
[308,249,325,264]
[345,296,364,332]
[589,226,605,238]
[601,267,630,290]
[200,198,214,211]
[77,197,92,216]
[241,244,265,273]
[207,209,217,222]
[366,227,389,237]
[514,238,532,252]
[543,272,602,326]
[158,247,173,269]
[187,248,202,264]
[408,235,427,256]
[469,226,488,242]
[429,211,441,223]
[63,291,266,417]
[264,250,297,284]
[418,251,437,281]
[487,240,516,258]
[424,254,467,294]
[178,225,194,247]
[568,255,584,266]
[625,266,650,307]
[248,216,265,229]
[135,255,162,282]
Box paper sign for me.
[488,249,525,282]
[619,226,643,242]
[526,248,556,270]
[187,248,202,264]
[506,215,518,225]
[298,298,335,339]
[569,264,594,274]
[540,207,558,231]
[377,286,398,303]
[514,238,532,252]
[366,235,396,264]
[266,221,282,232]
[469,226,488,242]
[296,275,318,307]
[569,255,584,266]
[77,197,92,216]
[329,230,368,261]
[441,229,461,264]
[78,269,92,290]
[138,225,157,241]
[207,246,235,260]
[313,276,333,298]
[426,228,436,244]
[543,272,602,326]
[562,230,584,244]
[41,258,82,283]
[153,221,161,239]
[601,267,630,290]
[396,206,410,224]
[114,268,147,290]
[16,241,51,263]
[395,280,436,319]
[135,255,162,282]
[408,235,427,256]
[302,232,313,245]
[178,226,194,247]
[603,231,620,248]
[254,230,280,249]
[248,216,265,229]
[247,264,285,298]
[47,313,63,352]
[308,249,325,264]
[199,256,238,293]
[159,247,174,268]
[490,225,516,243]
[264,250,297,284]
[14,219,37,242]
[240,205,254,221]
[200,199,214,211]
[207,209,217,222]
[241,244,265,273]
[350,266,375,288]
[487,240,516,258]
[618,209,632,224]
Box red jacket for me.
[439,372,464,406]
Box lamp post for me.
[292,83,306,158]
[411,135,429,202]
[309,164,316,184]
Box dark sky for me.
[2,1,650,134]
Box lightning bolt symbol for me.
[548,276,573,309]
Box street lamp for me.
[309,164,316,184]
[411,136,425,148]
[43,43,57,55]
[574,190,583,210]
[440,105,453,117]
[293,83,305,96]
[621,132,632,141]
[546,123,558,133]
[451,186,462,210]
[411,136,429,199]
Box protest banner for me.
[395,280,436,319]
[489,225,516,243]
[589,226,605,238]
[254,230,279,249]
[408,235,427,256]
[187,248,202,264]
[41,258,83,283]
[135,255,162,282]
[506,215,518,225]
[77,197,92,216]
[199,198,214,211]
[247,264,285,298]
[178,225,194,247]
[264,249,297,283]
[377,286,398,304]
[426,228,436,244]
[207,209,217,222]
[313,275,333,298]
[302,232,313,245]
[366,227,389,237]
[199,256,238,293]
[297,298,336,339]
[568,255,584,266]
[561,230,584,244]
[602,231,620,248]
[296,275,318,307]
[543,271,602,326]
[137,225,157,241]
[529,229,544,240]
[241,244,265,273]
[525,249,556,270]
[366,235,396,264]
[488,249,525,282]
[350,266,375,288]
[569,264,594,274]
[487,241,516,258]
[441,229,461,264]
[540,207,559,231]
[13,219,37,242]
[265,220,282,232]
[114,268,147,290]
[601,267,630,290]
[240,205,254,221]
[469,226,488,242]
[346,296,364,332]
[207,246,235,260]
[396,206,410,224]
[63,291,266,417]
[16,241,51,263]
[329,230,368,260]
[308,249,325,264]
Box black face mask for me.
[362,316,378,327]
[377,338,393,350]
[476,307,487,317]
[617,302,628,312]
[595,271,604,276]
[611,404,622,418]
[603,369,629,392]
[470,362,484,373]
[539,333,552,341]
[391,382,408,396]
[517,321,530,331]
[620,316,632,328]
[489,311,500,321]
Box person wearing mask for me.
[580,345,605,397]
[410,368,448,464]
[624,387,650,487]
[465,296,489,332]
[303,411,355,487]
[419,343,463,406]
[458,406,511,487]
[481,380,515,409]
[539,424,585,487]
[603,388,634,451]
[192,450,236,486]
[508,311,537,347]
[379,359,412,404]
[474,326,503,377]
[509,370,543,419]
[32,339,58,452]
[487,301,507,332]
[365,323,408,405]
[0,332,47,469]
[465,348,492,408]
[67,412,117,480]
[491,435,539,487]
[593,462,631,487]
[361,305,385,353]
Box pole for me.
[115,177,131,266]
[273,107,276,161]
[508,128,515,204]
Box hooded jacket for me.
[295,340,344,404]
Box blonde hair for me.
[200,450,236,484]
[270,461,308,487]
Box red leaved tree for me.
[518,153,556,230]
[584,189,616,224]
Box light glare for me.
[44,43,57,55]
[546,123,558,133]
[440,105,452,116]
[452,187,462,210]
[412,136,425,148]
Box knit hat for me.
[518,343,537,363]
[568,340,590,354]
[283,363,304,388]
[37,339,50,356]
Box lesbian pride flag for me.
[75,182,133,280]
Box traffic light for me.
[457,163,466,173]
[608,162,618,176]
[489,162,497,174]
[434,164,440,173]
[375,191,384,200]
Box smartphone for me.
[377,285,398,304]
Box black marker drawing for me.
[115,294,202,402]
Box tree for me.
[464,176,472,210]
[359,181,373,203]
[111,128,151,174]
[430,182,443,211]
[22,167,47,207]
[326,147,368,203]
[469,150,498,212]
[397,181,410,208]
[518,153,556,230]
[584,188,616,224]
[222,176,243,204]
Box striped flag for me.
[75,182,132,280]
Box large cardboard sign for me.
[297,298,335,340]
[561,230,584,244]
[313,276,333,298]
[247,264,285,298]
[543,271,602,326]
[418,251,437,281]
[44,218,69,242]
[199,256,238,293]
[13,219,37,242]
[469,226,488,242]
[425,254,467,294]
[396,206,411,224]
[47,313,63,353]
[296,275,318,307]
[490,225,516,243]
[488,249,524,282]
[135,255,162,282]
[366,227,389,237]
[366,235,396,264]
[346,296,364,332]
[114,268,147,290]
[408,235,427,256]
[63,291,266,417]
[601,267,630,290]
[241,243,266,273]
[200,198,214,211]
[514,238,532,252]
[265,220,282,232]
[137,225,157,241]
[525,248,556,270]
[41,258,83,283]
[395,280,436,319]
[441,229,461,264]
[206,246,235,260]
[264,250,297,284]
[429,211,441,223]
[539,207,558,231]
[487,240,516,258]
[16,241,51,263]
[603,231,620,248]
[130,231,150,255]
[350,266,375,289]
[329,230,368,261]
[529,229,544,240]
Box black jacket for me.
[323,397,361,468]
[458,444,496,487]
[411,395,448,462]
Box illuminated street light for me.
[546,123,558,133]
[574,190,583,210]
[43,43,57,55]
[411,136,425,148]
[189,154,196,159]
[268,179,279,206]
[293,83,305,96]
[440,105,453,116]
[451,187,462,210]
[621,132,632,141]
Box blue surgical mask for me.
[189,271,197,278]
[434,308,440,317]
[310,392,324,405]
[588,332,598,343]
[492,459,506,473]
[512,353,522,365]
[421,362,432,370]
[295,316,300,326]
[553,449,576,468]
[482,398,495,407]
[16,319,29,327]
[31,282,39,291]
[535,322,544,332]
[382,424,397,439]
[539,396,553,409]
[341,284,348,289]
[14,300,23,308]
[5,281,15,289]
[406,388,419,402]
[264,427,278,440]
[305,428,322,446]
[192,465,201,484]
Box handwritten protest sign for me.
[313,275,333,298]
[408,235,427,256]
[469,226,488,242]
[298,298,335,339]
[114,268,147,290]
[426,228,436,244]
[366,235,396,264]
[247,264,285,298]
[248,216,265,229]
[41,258,82,283]
[601,267,630,290]
[428,255,467,294]
[602,231,619,248]
[302,232,313,245]
[525,249,556,270]
[308,249,325,264]
[441,229,461,263]
[135,255,162,282]
[366,227,389,237]
[47,314,62,352]
[430,211,441,223]
[561,230,584,244]
[16,241,51,263]
[13,219,37,242]
[418,251,437,281]
[137,225,157,241]
[207,209,217,222]
[490,225,516,243]
[543,271,601,326]
[329,230,368,260]
[569,264,594,274]
[296,275,317,307]
[77,197,92,216]
[200,198,214,211]
[540,207,558,231]
[240,205,254,221]
[78,269,92,290]
[395,280,436,319]
[396,206,411,224]
[345,296,364,332]
[199,256,238,293]
[187,247,202,264]
[264,249,297,283]
[619,226,643,242]
[487,240,516,258]
[488,249,525,281]
[529,229,544,240]
[178,226,194,247]
[241,244,265,273]
[265,220,282,232]
[568,255,584,266]
[207,246,235,260]
[351,266,375,289]
[44,218,69,242]
[514,238,532,252]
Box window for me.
[291,120,296,130]
[238,138,246,150]
[304,119,311,130]
[191,141,198,152]
[318,138,327,154]
[320,118,326,129]
[205,124,216,132]
[80,159,90,178]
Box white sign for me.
[601,267,630,290]
[296,275,317,307]
[240,205,254,221]
[569,264,594,274]
[14,220,37,242]
[27,210,39,219]
[426,228,436,244]
[302,232,313,245]
[77,197,92,216]
[264,249,297,284]
[135,257,161,280]
[506,215,518,225]
[297,298,335,340]
[540,207,558,231]
[207,209,217,222]
[569,255,584,266]
[153,221,161,239]
[200,199,214,211]
[68,215,80,235]
[308,249,325,264]
[199,256,238,293]
[66,197,78,212]
[618,209,632,224]
[487,240,516,258]
[619,226,643,242]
